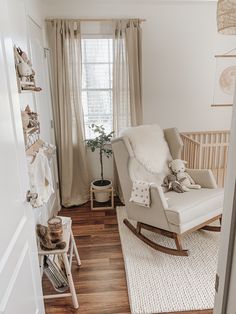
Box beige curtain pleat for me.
[47,19,89,207]
[113,19,143,201]
[126,20,143,126]
[113,20,131,135]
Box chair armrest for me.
[150,184,169,209]
[128,183,170,230]
[186,168,217,188]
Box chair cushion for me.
[165,188,224,226]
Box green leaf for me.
[86,124,114,180]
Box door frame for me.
[214,84,236,313]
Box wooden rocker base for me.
[123,214,222,257]
[200,215,222,232]
[123,219,189,256]
[201,225,221,232]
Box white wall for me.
[43,0,236,181]
[43,0,235,132]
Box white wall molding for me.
[0,243,29,312]
[0,216,26,273]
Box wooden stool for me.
[38,216,81,309]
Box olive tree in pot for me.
[86,124,114,203]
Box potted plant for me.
[86,124,114,202]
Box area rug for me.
[117,206,220,314]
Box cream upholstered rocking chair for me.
[111,125,224,256]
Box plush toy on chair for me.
[169,159,201,192]
[162,174,185,193]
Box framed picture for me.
[212,50,236,107]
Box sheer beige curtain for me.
[113,20,131,134]
[113,19,143,135]
[113,19,143,199]
[47,19,89,207]
[126,19,143,126]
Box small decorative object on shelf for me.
[13,45,42,92]
[36,224,66,251]
[24,127,40,150]
[25,105,40,128]
[48,216,63,244]
[21,105,40,150]
[86,124,114,207]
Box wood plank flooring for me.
[43,200,213,314]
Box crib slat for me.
[181,130,230,187]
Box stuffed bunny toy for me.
[169,159,201,192]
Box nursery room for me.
[1,0,236,313]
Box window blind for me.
[81,37,113,139]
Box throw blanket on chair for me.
[130,181,151,207]
[121,124,172,174]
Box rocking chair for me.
[111,125,223,256]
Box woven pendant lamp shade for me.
[217,0,236,34]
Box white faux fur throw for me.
[129,157,165,187]
[121,124,172,175]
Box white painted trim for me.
[214,82,236,314]
[0,243,29,312]
[0,216,26,273]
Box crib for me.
[181,131,230,187]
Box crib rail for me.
[181,131,230,187]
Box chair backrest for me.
[120,124,172,176]
[112,125,183,207]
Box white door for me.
[0,0,44,313]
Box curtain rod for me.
[45,18,146,22]
[215,55,236,58]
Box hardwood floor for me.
[43,200,213,314]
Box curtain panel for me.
[126,19,143,126]
[113,19,143,136]
[113,19,143,200]
[46,19,89,207]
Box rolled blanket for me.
[130,181,151,207]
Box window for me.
[81,37,113,138]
